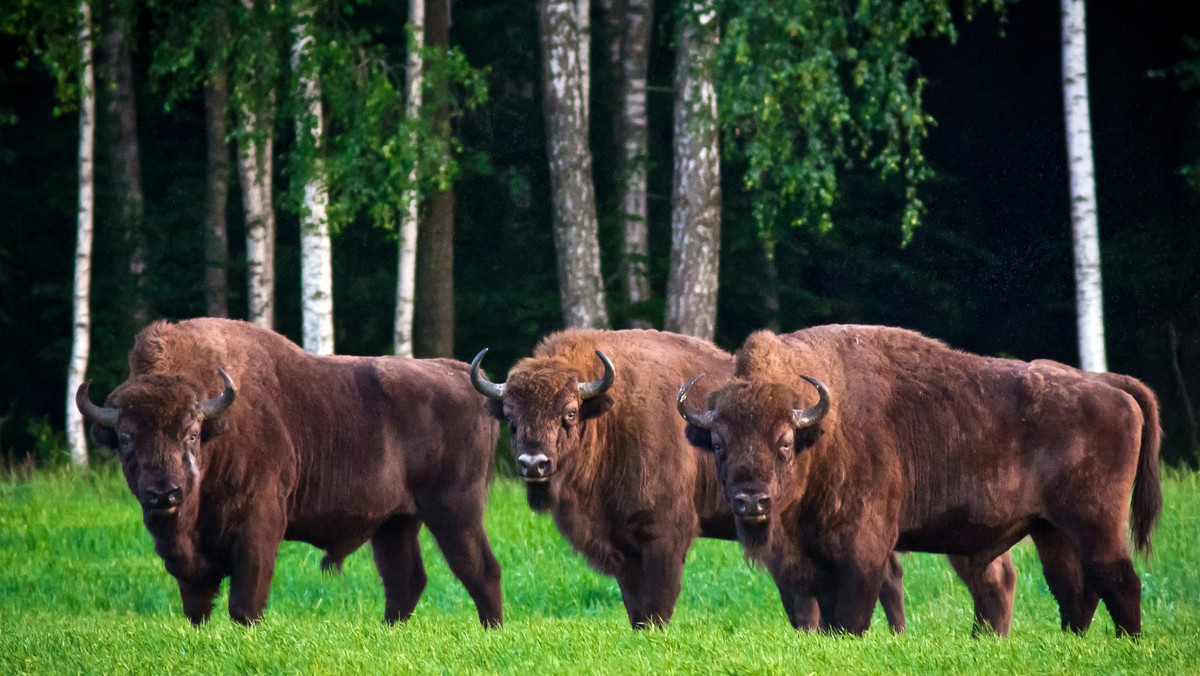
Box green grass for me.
[1,468,1198,674]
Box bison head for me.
[471,348,614,511]
[76,370,236,520]
[678,374,828,546]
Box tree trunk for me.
[664,2,720,340]
[99,0,148,332]
[575,0,590,130]
[414,0,455,359]
[761,235,780,333]
[394,0,424,358]
[204,6,231,318]
[236,0,276,330]
[539,0,609,329]
[67,0,96,468]
[616,0,653,311]
[1062,0,1106,372]
[293,0,334,355]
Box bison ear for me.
[89,423,117,450]
[200,416,231,442]
[579,393,614,420]
[486,399,506,422]
[684,424,714,451]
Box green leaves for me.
[715,0,1004,243]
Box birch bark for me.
[293,0,334,355]
[236,0,276,330]
[616,0,653,309]
[67,0,96,468]
[394,0,424,358]
[664,2,720,340]
[1062,0,1107,372]
[539,0,609,329]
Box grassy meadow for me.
[1,467,1198,674]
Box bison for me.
[76,317,503,627]
[678,325,1161,637]
[470,328,1013,632]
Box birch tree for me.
[67,0,96,468]
[99,0,149,332]
[611,0,653,314]
[292,0,334,354]
[538,0,609,329]
[394,0,424,358]
[234,0,278,330]
[204,5,231,318]
[664,1,720,340]
[414,0,454,358]
[1062,0,1107,372]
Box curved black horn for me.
[75,381,119,428]
[677,374,716,429]
[470,348,506,401]
[578,350,615,399]
[792,375,830,428]
[198,368,237,420]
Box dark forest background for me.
[2,0,1199,465]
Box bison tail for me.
[320,553,345,575]
[1108,373,1163,558]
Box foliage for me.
[313,12,488,235]
[715,0,1008,243]
[0,0,85,113]
[1,469,1199,672]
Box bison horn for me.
[75,381,119,428]
[677,374,716,429]
[198,368,237,420]
[792,375,830,428]
[578,350,615,399]
[470,348,506,401]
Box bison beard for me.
[77,318,504,627]
[682,325,1161,638]
[525,481,552,512]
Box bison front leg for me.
[227,511,285,625]
[776,582,820,631]
[828,562,887,636]
[371,515,428,625]
[631,538,690,629]
[177,577,220,626]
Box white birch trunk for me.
[293,1,334,355]
[237,0,276,330]
[67,0,96,468]
[617,0,652,307]
[1062,0,1106,372]
[394,0,424,358]
[539,0,609,329]
[665,2,720,340]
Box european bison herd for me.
[77,318,1161,638]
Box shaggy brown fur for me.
[483,329,736,628]
[684,325,1160,638]
[78,318,503,627]
[483,329,912,631]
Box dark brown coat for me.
[470,328,981,631]
[471,329,738,627]
[76,318,502,627]
[681,325,1160,637]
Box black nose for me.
[144,485,182,509]
[732,492,771,518]
[516,453,553,479]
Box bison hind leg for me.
[1030,523,1099,634]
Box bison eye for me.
[563,409,577,425]
[118,433,133,457]
[188,433,198,444]
[712,442,725,459]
